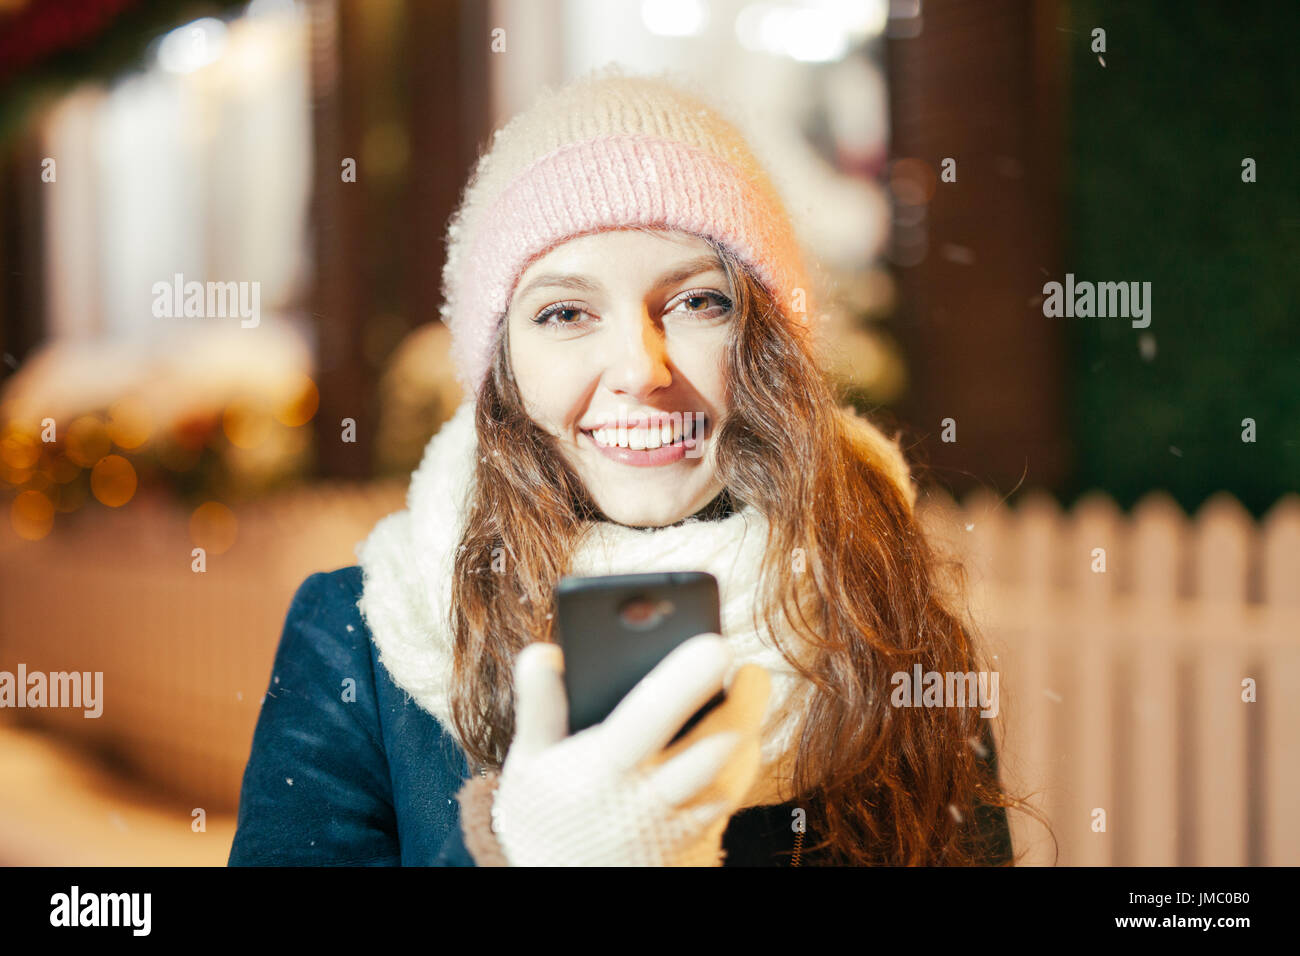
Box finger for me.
[669,663,771,751]
[510,642,568,760]
[646,730,743,807]
[692,732,762,810]
[599,633,731,771]
[646,665,770,810]
[649,728,763,813]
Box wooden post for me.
[885,0,1068,497]
[1128,493,1182,865]
[1067,493,1120,865]
[1191,494,1253,864]
[308,0,489,478]
[1012,492,1061,864]
[1262,496,1300,865]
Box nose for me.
[599,307,672,398]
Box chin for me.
[590,485,718,529]
[597,501,697,529]
[564,440,726,528]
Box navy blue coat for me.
[227,567,1013,866]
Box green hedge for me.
[1063,1,1299,516]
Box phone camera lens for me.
[617,595,674,631]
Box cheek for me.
[509,330,572,420]
[507,323,537,384]
[671,335,729,401]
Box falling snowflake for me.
[1044,689,1063,703]
[948,804,964,824]
[1138,333,1157,361]
[286,777,294,786]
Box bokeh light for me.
[11,489,54,540]
[65,415,112,467]
[190,501,238,555]
[222,397,273,449]
[90,454,138,507]
[0,426,40,470]
[40,447,82,484]
[107,397,153,449]
[274,373,320,427]
[888,157,938,205]
[0,463,33,487]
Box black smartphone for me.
[555,571,727,745]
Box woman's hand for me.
[490,634,771,866]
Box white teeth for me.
[589,418,701,449]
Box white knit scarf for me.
[356,399,915,808]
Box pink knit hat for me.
[441,64,820,397]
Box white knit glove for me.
[490,634,770,866]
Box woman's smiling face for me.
[506,229,733,528]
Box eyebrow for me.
[513,253,726,304]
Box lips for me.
[578,414,706,467]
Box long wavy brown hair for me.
[447,228,1050,865]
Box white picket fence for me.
[919,490,1300,866]
[2,481,1296,865]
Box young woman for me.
[229,66,1031,867]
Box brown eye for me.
[670,290,731,316]
[532,302,589,327]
